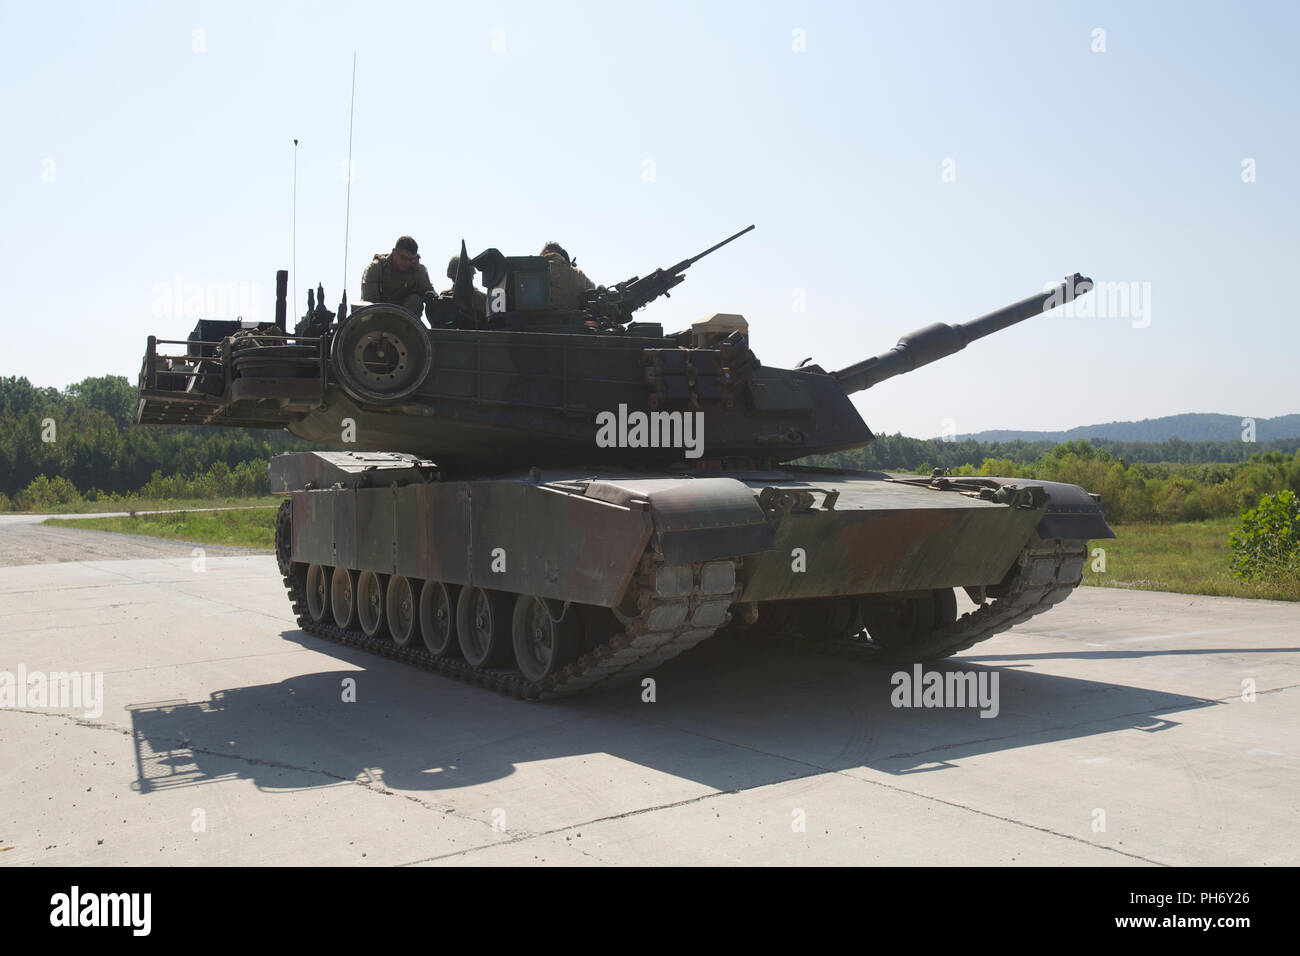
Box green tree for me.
[64,375,137,428]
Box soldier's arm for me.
[415,264,434,294]
[361,259,381,302]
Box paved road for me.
[0,513,267,567]
[0,528,1296,866]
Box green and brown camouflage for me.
[137,235,1112,698]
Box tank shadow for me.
[957,648,1300,662]
[121,625,1243,796]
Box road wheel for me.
[861,593,937,652]
[512,594,580,683]
[357,571,388,639]
[576,604,620,655]
[305,564,331,624]
[792,597,861,641]
[331,568,358,630]
[418,581,459,656]
[933,587,958,627]
[456,587,513,667]
[386,575,417,647]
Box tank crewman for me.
[541,241,595,309]
[443,255,488,317]
[361,236,435,318]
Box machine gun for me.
[581,224,755,326]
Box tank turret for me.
[136,229,1094,473]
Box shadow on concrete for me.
[123,626,1247,797]
[962,648,1300,662]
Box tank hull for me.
[271,452,1112,698]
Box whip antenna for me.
[342,53,357,299]
[292,138,299,315]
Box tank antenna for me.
[342,52,357,300]
[292,137,299,318]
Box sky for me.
[1,0,1296,439]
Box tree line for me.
[807,439,1300,524]
[808,432,1300,472]
[0,374,322,508]
[2,373,1298,523]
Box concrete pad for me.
[1,543,1297,866]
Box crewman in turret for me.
[443,255,488,319]
[361,236,435,318]
[540,241,596,309]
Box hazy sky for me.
[1,0,1295,438]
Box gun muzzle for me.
[832,273,1092,395]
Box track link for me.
[826,534,1089,663]
[277,502,740,700]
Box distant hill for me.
[952,413,1300,444]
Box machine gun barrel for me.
[612,224,755,318]
[832,273,1093,395]
[681,223,755,268]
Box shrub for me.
[1229,490,1300,582]
[14,474,82,511]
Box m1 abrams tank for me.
[136,227,1113,699]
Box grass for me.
[45,507,278,550]
[15,495,282,515]
[1082,517,1299,601]
[41,508,1299,601]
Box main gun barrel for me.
[832,273,1093,395]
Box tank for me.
[135,229,1113,699]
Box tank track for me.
[825,534,1089,663]
[275,502,740,701]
